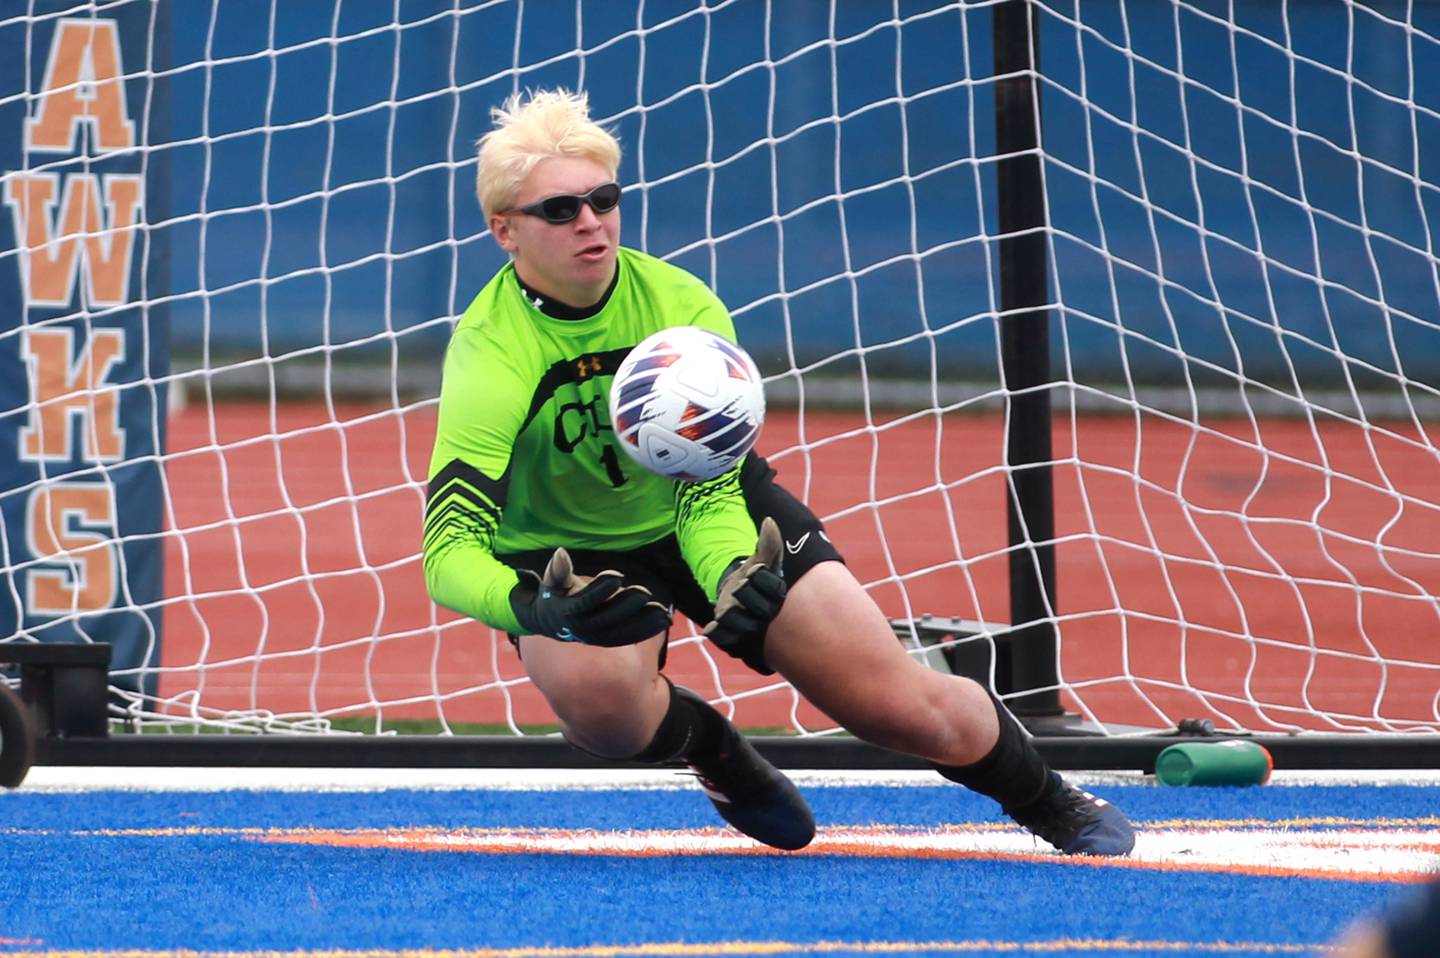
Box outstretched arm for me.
[703,516,787,663]
[423,456,530,634]
[423,326,534,634]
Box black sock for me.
[933,689,1055,809]
[631,680,736,765]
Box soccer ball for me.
[609,326,765,482]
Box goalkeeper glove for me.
[703,516,788,655]
[509,548,672,647]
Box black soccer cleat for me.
[688,734,816,851]
[1004,772,1136,856]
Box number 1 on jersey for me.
[599,445,628,487]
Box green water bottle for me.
[1154,740,1273,786]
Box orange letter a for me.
[27,18,135,153]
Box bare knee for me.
[518,636,669,761]
[839,672,999,766]
[764,563,1000,764]
[545,672,667,760]
[840,688,951,757]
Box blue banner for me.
[0,2,167,699]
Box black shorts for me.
[496,453,844,674]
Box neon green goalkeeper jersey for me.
[423,247,760,635]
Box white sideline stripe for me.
[12,766,1440,792]
[258,824,1440,882]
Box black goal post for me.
[992,0,1066,730]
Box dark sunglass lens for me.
[589,183,621,212]
[541,195,582,222]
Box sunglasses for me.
[500,182,622,224]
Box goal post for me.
[3,0,1440,770]
[994,0,1065,725]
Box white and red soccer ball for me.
[609,326,766,482]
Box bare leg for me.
[762,560,999,766]
[517,632,668,758]
[762,559,1134,856]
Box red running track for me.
[159,401,1440,733]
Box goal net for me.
[2,0,1437,740]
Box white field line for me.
[245,822,1440,882]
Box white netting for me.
[1039,0,1440,733]
[2,0,1437,738]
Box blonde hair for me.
[475,88,621,219]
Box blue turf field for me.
[0,781,1426,956]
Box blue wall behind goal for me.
[154,0,1440,392]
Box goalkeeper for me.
[423,88,1134,856]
